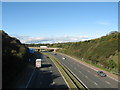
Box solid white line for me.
[25,68,35,88]
[50,58,70,89]
[62,62,89,89]
[107,76,119,82]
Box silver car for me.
[97,71,107,77]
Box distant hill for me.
[1,30,30,88]
[51,32,119,73]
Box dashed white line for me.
[50,71,53,73]
[88,71,90,72]
[85,76,88,78]
[25,69,35,88]
[79,71,81,73]
[94,82,98,85]
[105,81,111,85]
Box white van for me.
[35,59,42,68]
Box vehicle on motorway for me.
[62,57,66,60]
[47,56,49,58]
[35,59,42,68]
[97,71,107,77]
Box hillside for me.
[51,32,119,74]
[1,30,30,88]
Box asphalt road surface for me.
[49,52,119,89]
[9,52,68,89]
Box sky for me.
[2,2,118,44]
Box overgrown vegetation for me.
[1,30,30,88]
[56,32,119,74]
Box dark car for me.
[97,71,107,77]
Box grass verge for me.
[43,53,85,89]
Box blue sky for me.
[2,2,118,43]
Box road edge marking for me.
[60,60,89,89]
[49,56,71,89]
[25,68,35,88]
[58,52,119,82]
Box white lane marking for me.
[50,70,52,73]
[62,63,88,89]
[85,76,88,78]
[94,82,98,85]
[105,81,111,85]
[107,76,119,82]
[88,71,90,72]
[50,58,70,88]
[58,53,119,85]
[25,68,35,88]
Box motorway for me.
[9,52,119,89]
[9,52,68,89]
[49,52,119,89]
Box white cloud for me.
[97,21,110,25]
[12,34,91,44]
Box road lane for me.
[10,52,68,89]
[50,52,118,89]
[26,53,68,88]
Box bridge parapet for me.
[28,47,62,52]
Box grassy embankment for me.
[54,32,120,75]
[43,53,85,89]
[2,30,31,88]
